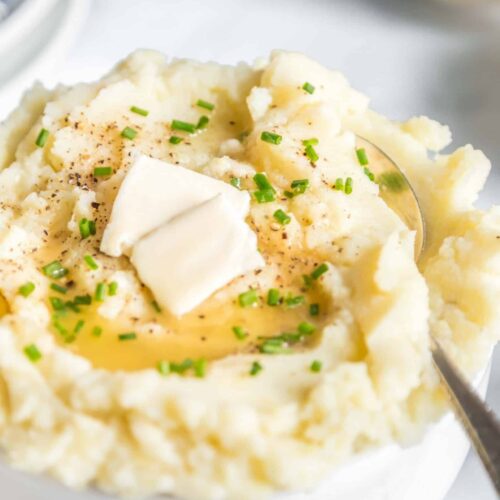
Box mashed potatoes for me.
[0,50,498,500]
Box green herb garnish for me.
[130,105,149,116]
[197,115,209,129]
[193,358,207,378]
[284,294,305,308]
[108,281,118,296]
[94,166,113,177]
[250,361,263,376]
[74,319,85,333]
[121,127,137,140]
[118,332,137,341]
[196,99,215,111]
[232,326,248,340]
[172,119,197,134]
[230,177,241,189]
[238,289,259,307]
[50,283,67,295]
[84,255,98,270]
[95,282,106,302]
[267,288,280,306]
[302,82,315,94]
[309,303,320,316]
[356,148,369,166]
[19,282,35,297]
[310,360,322,373]
[345,177,353,195]
[305,144,319,164]
[157,360,170,376]
[151,300,162,313]
[169,136,183,144]
[35,128,49,148]
[311,263,329,280]
[261,131,282,145]
[273,209,291,225]
[92,326,103,337]
[79,218,96,240]
[24,344,42,362]
[43,260,68,280]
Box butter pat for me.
[101,154,250,257]
[131,195,264,316]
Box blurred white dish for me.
[0,0,89,119]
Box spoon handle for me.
[431,340,500,494]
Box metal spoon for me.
[357,136,500,494]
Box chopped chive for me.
[285,178,310,198]
[157,360,170,376]
[43,261,68,280]
[298,322,316,335]
[74,319,85,333]
[302,82,315,94]
[65,301,80,313]
[253,173,275,192]
[93,166,113,177]
[356,148,369,166]
[35,128,49,148]
[79,218,96,240]
[345,177,353,195]
[151,300,162,313]
[310,360,322,373]
[130,105,149,117]
[92,326,103,337]
[260,339,289,354]
[170,359,193,374]
[19,282,35,297]
[169,135,183,144]
[118,332,137,341]
[335,178,344,191]
[238,289,259,307]
[64,335,76,344]
[74,294,92,305]
[309,303,320,316]
[24,344,42,362]
[172,119,197,134]
[50,296,66,311]
[121,127,137,140]
[254,189,275,203]
[84,255,98,270]
[273,209,291,225]
[305,144,319,164]
[108,281,118,296]
[285,295,305,308]
[363,167,375,182]
[311,263,329,280]
[267,288,280,306]
[196,99,215,111]
[302,138,319,147]
[50,283,67,295]
[197,115,209,129]
[261,131,282,145]
[193,358,207,378]
[53,318,68,336]
[95,282,106,302]
[250,361,263,376]
[232,326,248,340]
[303,274,313,288]
[230,177,241,189]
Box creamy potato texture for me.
[0,51,499,499]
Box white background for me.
[3,0,500,498]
